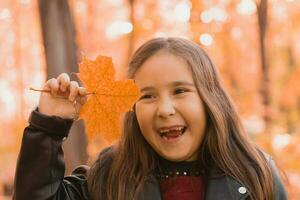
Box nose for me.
[156,98,176,118]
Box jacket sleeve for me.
[13,109,89,200]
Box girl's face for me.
[134,51,207,161]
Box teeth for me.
[158,127,184,134]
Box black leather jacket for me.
[13,109,288,200]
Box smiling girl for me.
[14,37,287,200]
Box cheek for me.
[135,115,154,145]
[180,97,206,128]
[135,105,154,135]
[181,95,204,110]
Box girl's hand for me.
[38,73,87,119]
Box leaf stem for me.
[29,87,95,96]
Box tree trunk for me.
[38,0,87,174]
[127,0,135,66]
[257,0,271,133]
[189,0,202,44]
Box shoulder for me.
[70,165,90,177]
[258,150,288,200]
[66,146,114,180]
[88,145,115,177]
[96,145,115,166]
[60,165,90,200]
[99,145,115,157]
[66,146,115,176]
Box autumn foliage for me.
[77,56,141,142]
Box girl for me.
[14,37,287,200]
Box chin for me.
[160,152,193,162]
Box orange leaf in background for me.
[77,56,141,142]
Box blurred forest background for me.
[0,0,300,199]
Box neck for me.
[154,153,205,179]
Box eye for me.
[174,88,188,95]
[139,94,155,100]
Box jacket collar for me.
[139,174,250,200]
[205,174,250,200]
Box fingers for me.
[43,73,87,101]
[74,87,88,106]
[44,78,59,96]
[69,81,79,101]
[69,83,88,102]
[78,87,87,96]
[77,94,88,105]
[57,73,70,92]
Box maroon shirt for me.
[159,176,205,200]
[155,154,206,200]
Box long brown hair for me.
[88,37,274,200]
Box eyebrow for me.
[140,81,195,92]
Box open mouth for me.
[157,126,187,140]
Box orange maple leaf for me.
[77,55,141,142]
